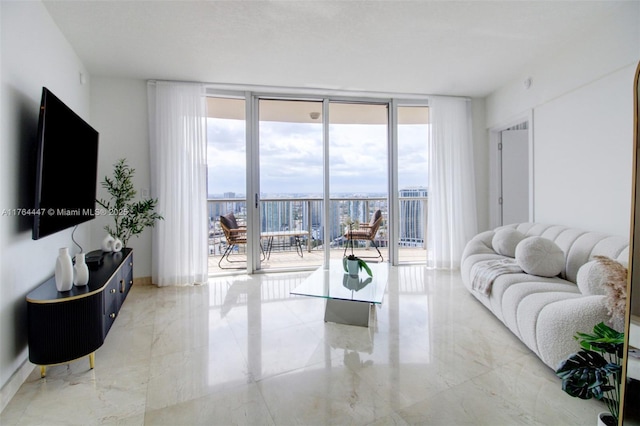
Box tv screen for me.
[32,87,99,240]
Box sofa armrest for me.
[535,295,611,370]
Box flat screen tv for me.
[32,87,99,240]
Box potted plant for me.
[555,322,624,426]
[343,222,372,277]
[96,158,163,247]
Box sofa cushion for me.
[576,260,607,296]
[492,228,525,258]
[515,236,564,277]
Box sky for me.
[206,118,428,198]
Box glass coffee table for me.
[291,259,388,327]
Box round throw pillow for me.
[515,236,564,277]
[576,260,607,296]
[492,228,525,258]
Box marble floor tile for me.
[1,265,605,425]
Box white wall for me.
[486,3,640,237]
[471,98,489,232]
[90,78,152,277]
[0,0,91,402]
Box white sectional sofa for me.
[460,223,628,370]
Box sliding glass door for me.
[206,93,428,274]
[328,102,389,262]
[257,99,324,270]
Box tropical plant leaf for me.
[556,350,617,400]
[575,322,624,357]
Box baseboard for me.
[0,359,35,414]
[133,276,152,286]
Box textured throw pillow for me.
[492,228,526,258]
[515,236,564,277]
[576,260,607,296]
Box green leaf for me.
[555,350,616,400]
[358,259,372,277]
[97,158,163,247]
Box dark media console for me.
[26,248,133,377]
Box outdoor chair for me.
[343,209,384,261]
[218,212,265,268]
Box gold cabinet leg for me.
[40,366,46,378]
[89,352,95,370]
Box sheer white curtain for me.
[427,96,478,269]
[147,81,208,286]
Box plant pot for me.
[347,259,360,277]
[598,412,616,426]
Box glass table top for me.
[291,259,388,304]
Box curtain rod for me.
[147,79,472,102]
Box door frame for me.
[488,110,534,229]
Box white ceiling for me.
[43,1,633,98]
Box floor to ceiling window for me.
[206,92,429,274]
[258,99,324,270]
[328,102,389,262]
[206,97,248,272]
[397,106,430,263]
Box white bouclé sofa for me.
[460,223,628,370]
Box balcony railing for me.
[208,196,427,271]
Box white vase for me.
[73,252,89,286]
[55,248,73,292]
[101,235,115,252]
[112,238,123,253]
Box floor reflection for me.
[1,265,606,425]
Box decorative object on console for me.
[112,238,123,253]
[54,247,73,292]
[101,234,115,252]
[97,158,163,247]
[73,252,89,286]
[555,322,623,426]
[86,252,104,269]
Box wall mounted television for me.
[32,87,99,240]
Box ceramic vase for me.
[347,259,360,277]
[101,235,115,252]
[73,252,89,286]
[55,247,73,292]
[112,238,123,253]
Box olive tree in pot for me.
[96,158,163,248]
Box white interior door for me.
[500,129,529,225]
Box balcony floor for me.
[209,247,427,274]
